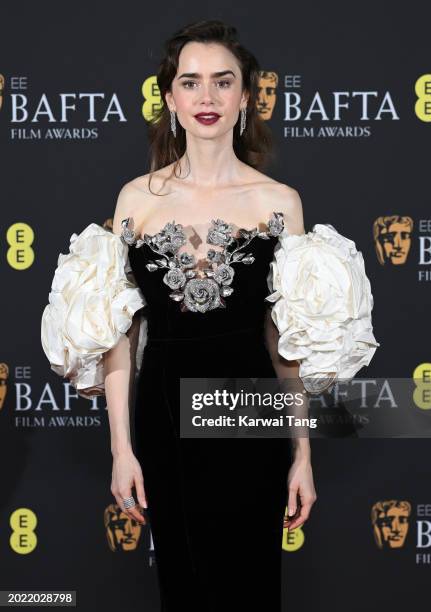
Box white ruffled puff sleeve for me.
[41,223,147,399]
[265,223,380,395]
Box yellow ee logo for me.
[141,75,163,122]
[282,525,305,551]
[413,363,431,410]
[10,508,37,554]
[414,75,431,122]
[6,223,34,270]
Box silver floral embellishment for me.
[206,249,224,264]
[207,219,234,247]
[213,263,235,286]
[120,217,146,248]
[183,278,222,313]
[121,211,285,313]
[145,221,187,255]
[267,212,285,237]
[163,267,187,291]
[179,252,196,269]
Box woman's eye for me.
[181,80,231,89]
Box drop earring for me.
[240,107,247,136]
[170,110,177,137]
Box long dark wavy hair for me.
[146,19,275,195]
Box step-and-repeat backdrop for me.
[1,2,430,611]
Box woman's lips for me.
[194,114,220,125]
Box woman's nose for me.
[198,82,217,103]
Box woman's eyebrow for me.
[177,70,236,79]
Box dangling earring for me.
[170,109,177,137]
[240,107,247,136]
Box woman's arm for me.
[103,314,140,456]
[105,183,141,455]
[263,309,311,461]
[265,185,310,458]
[102,184,148,523]
[264,185,317,529]
[264,308,317,529]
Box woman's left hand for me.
[284,456,317,530]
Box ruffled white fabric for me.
[41,223,147,399]
[266,223,380,394]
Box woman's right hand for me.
[111,448,148,524]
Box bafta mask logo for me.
[0,363,9,410]
[104,503,145,552]
[373,216,413,266]
[0,74,4,111]
[371,500,411,549]
[257,71,278,120]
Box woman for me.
[41,19,379,612]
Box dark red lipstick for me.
[194,112,220,125]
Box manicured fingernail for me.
[288,507,295,516]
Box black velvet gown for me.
[124,212,292,612]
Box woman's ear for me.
[165,90,175,112]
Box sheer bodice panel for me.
[137,218,276,275]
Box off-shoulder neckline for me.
[120,210,286,247]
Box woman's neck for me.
[178,135,243,188]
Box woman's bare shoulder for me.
[244,166,304,235]
[127,165,176,195]
[258,180,305,236]
[112,168,174,236]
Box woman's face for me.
[165,41,248,139]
